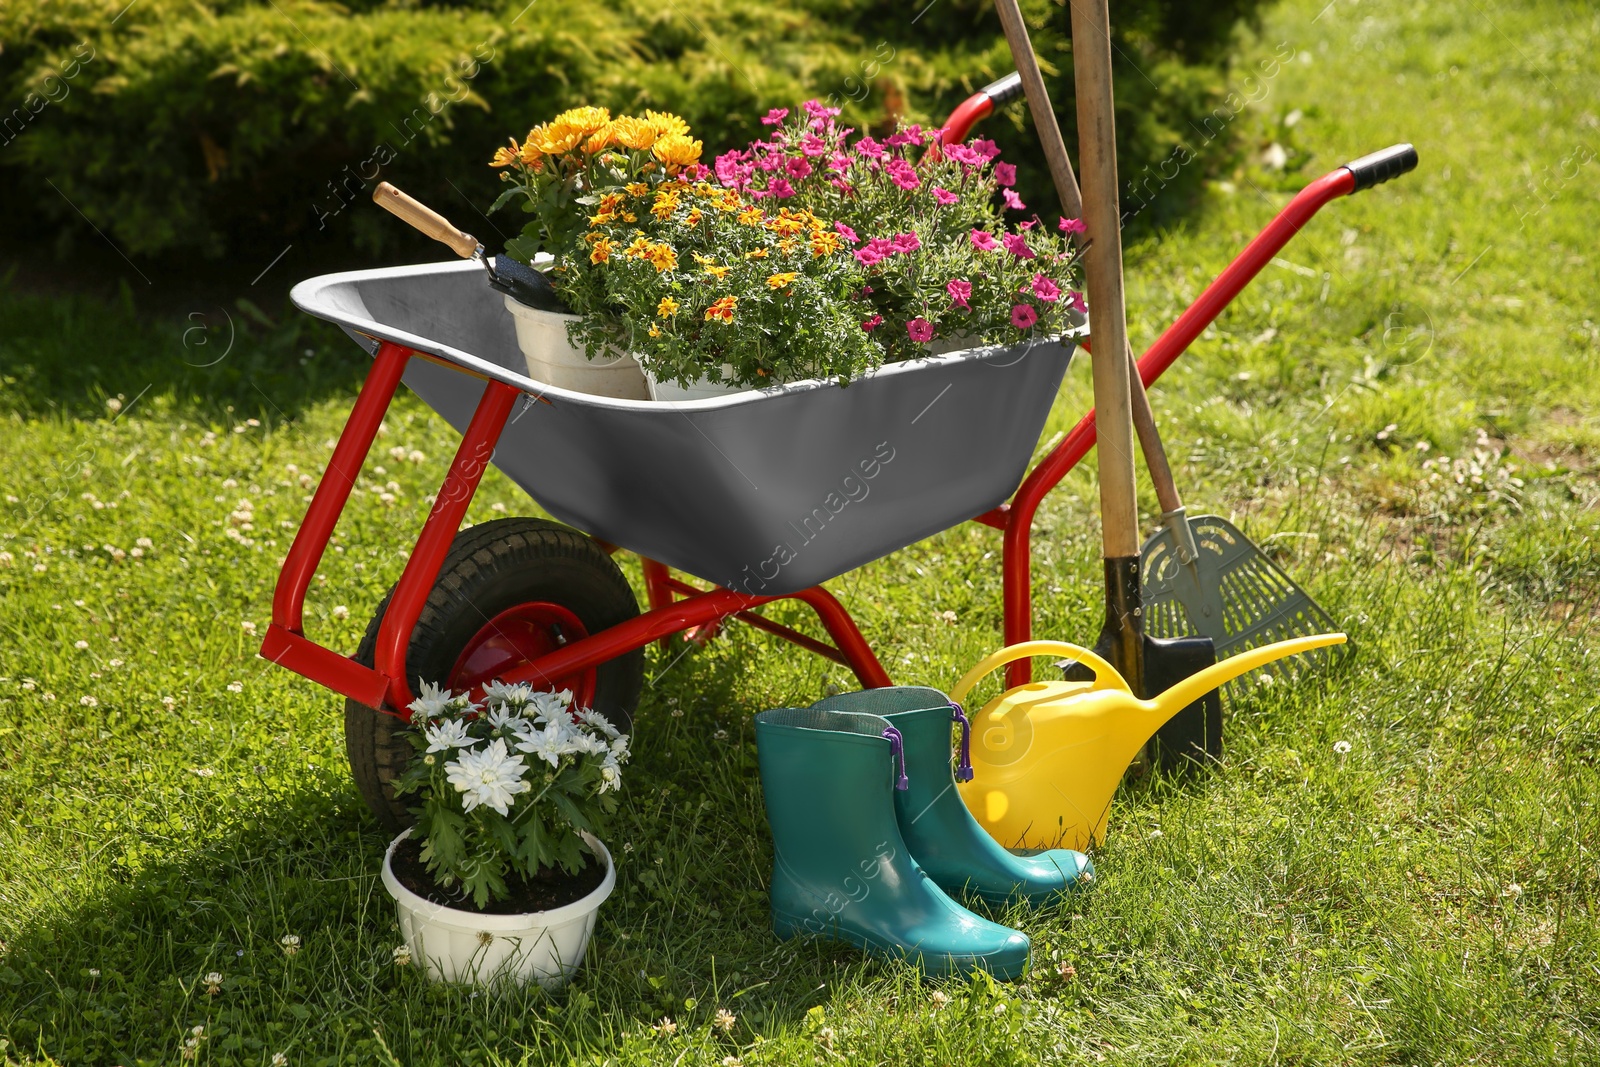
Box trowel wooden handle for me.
[992,0,1082,220]
[952,640,1131,704]
[372,182,479,259]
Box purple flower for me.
[886,158,920,191]
[1067,290,1087,313]
[785,157,813,179]
[1001,232,1035,259]
[861,314,883,331]
[892,231,921,254]
[907,317,935,343]
[761,107,790,126]
[946,278,972,310]
[885,124,926,148]
[1011,304,1039,329]
[994,162,1017,187]
[943,143,983,167]
[853,136,885,160]
[1002,189,1026,211]
[1030,274,1062,302]
[970,138,1001,161]
[768,177,795,199]
[834,221,860,245]
[931,186,959,206]
[715,149,753,189]
[1059,216,1087,234]
[800,134,828,158]
[969,229,999,251]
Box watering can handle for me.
[950,640,1134,705]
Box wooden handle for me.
[372,182,479,259]
[1068,0,1139,559]
[992,0,1083,221]
[1127,346,1183,514]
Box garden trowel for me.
[372,182,570,313]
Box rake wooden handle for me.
[372,182,479,259]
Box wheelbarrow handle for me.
[1342,143,1418,192]
[372,181,481,260]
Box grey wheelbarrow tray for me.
[291,259,1079,595]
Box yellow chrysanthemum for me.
[657,296,680,318]
[810,230,843,256]
[623,236,653,259]
[550,106,611,138]
[651,191,680,221]
[684,208,703,226]
[648,323,662,337]
[766,272,797,290]
[610,116,659,151]
[646,243,678,272]
[703,263,731,280]
[598,192,625,214]
[737,207,764,227]
[625,182,650,197]
[590,237,613,264]
[705,296,737,323]
[651,133,703,172]
[583,123,616,155]
[744,248,769,260]
[643,110,690,139]
[588,211,616,227]
[490,138,521,168]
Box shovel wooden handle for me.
[372,182,479,259]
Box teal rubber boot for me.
[813,687,1094,906]
[754,707,1031,980]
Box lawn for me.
[3,0,1598,1062]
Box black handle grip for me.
[1342,143,1418,192]
[981,71,1025,108]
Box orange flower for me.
[702,263,731,280]
[743,248,769,260]
[737,207,764,227]
[610,116,659,151]
[646,243,678,272]
[598,192,625,214]
[766,272,797,290]
[651,133,703,172]
[705,296,737,322]
[623,236,653,259]
[643,110,690,139]
[625,182,650,197]
[651,191,680,220]
[657,296,680,317]
[490,137,522,168]
[810,230,842,256]
[590,237,613,263]
[684,208,703,226]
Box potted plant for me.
[379,680,628,988]
[489,105,706,398]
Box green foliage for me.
[0,0,1270,260]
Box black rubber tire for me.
[344,517,644,831]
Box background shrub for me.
[0,0,1268,266]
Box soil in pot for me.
[389,835,607,915]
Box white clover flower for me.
[74,640,89,650]
[88,967,101,978]
[406,679,453,723]
[392,944,411,966]
[930,990,950,1010]
[423,719,479,753]
[445,739,532,815]
[203,971,223,994]
[241,621,257,635]
[331,604,349,620]
[713,1008,736,1032]
[279,933,301,956]
[272,1053,288,1067]
[226,681,243,693]
[80,695,99,707]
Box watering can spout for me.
[1144,632,1348,721]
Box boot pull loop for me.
[881,726,909,791]
[949,703,975,782]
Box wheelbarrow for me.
[259,75,1417,829]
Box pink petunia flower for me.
[886,159,920,191]
[1002,189,1026,211]
[830,177,855,194]
[828,153,852,173]
[854,136,885,160]
[994,162,1017,187]
[885,124,926,148]
[861,315,884,332]
[946,278,972,310]
[1030,274,1062,302]
[1059,217,1087,234]
[1001,232,1036,259]
[1068,290,1088,314]
[761,107,790,126]
[970,138,1001,161]
[768,177,795,199]
[805,99,842,121]
[785,157,813,180]
[855,247,886,267]
[969,229,1000,251]
[1011,304,1039,329]
[1017,219,1036,230]
[907,317,936,343]
[943,143,983,168]
[892,231,921,254]
[799,134,828,158]
[834,221,860,245]
[931,186,959,206]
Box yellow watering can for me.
[953,632,1347,851]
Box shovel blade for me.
[1145,634,1222,769]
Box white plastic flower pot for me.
[641,362,754,402]
[381,828,616,988]
[501,295,650,399]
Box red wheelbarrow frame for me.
[260,86,1408,714]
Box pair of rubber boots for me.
[754,687,1093,979]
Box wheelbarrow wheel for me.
[344,517,644,831]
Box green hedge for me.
[0,0,1268,261]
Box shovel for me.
[994,0,1221,767]
[371,181,571,313]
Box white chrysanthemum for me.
[565,730,611,757]
[526,689,572,723]
[609,735,631,762]
[481,680,535,711]
[445,739,531,815]
[577,708,621,740]
[423,718,479,753]
[407,679,453,723]
[485,704,530,733]
[599,752,623,793]
[514,723,569,770]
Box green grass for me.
[3,0,1599,1062]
